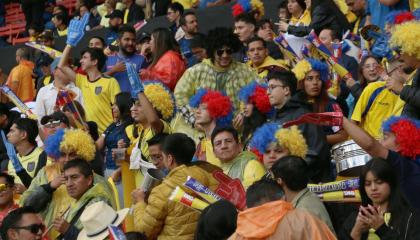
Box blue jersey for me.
[106,53,145,92]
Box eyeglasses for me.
[267,84,285,92]
[216,48,233,56]
[12,224,45,234]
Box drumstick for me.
[42,206,71,237]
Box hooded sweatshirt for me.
[229,200,336,240]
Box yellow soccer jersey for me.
[351,81,398,139]
[8,147,45,184]
[75,74,121,134]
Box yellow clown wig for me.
[45,128,96,161]
[390,21,420,59]
[143,81,176,122]
[250,123,308,159]
[292,58,330,82]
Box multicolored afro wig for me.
[44,128,96,161]
[232,0,264,18]
[382,116,420,159]
[189,89,234,127]
[238,81,273,115]
[249,122,308,159]
[143,81,176,122]
[292,58,329,83]
[390,21,420,59]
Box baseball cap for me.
[105,10,124,19]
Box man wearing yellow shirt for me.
[211,126,265,189]
[246,37,288,79]
[59,47,121,134]
[351,81,398,139]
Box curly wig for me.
[275,126,308,159]
[250,123,308,158]
[206,27,242,61]
[189,89,234,127]
[382,116,420,159]
[60,129,96,161]
[44,128,66,160]
[390,21,420,59]
[238,81,273,115]
[292,58,329,82]
[232,0,265,18]
[143,81,176,121]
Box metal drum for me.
[332,140,372,177]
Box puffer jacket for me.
[133,162,223,240]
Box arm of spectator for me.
[399,85,420,110]
[96,135,105,151]
[379,0,401,6]
[138,93,164,133]
[326,129,348,145]
[342,117,388,158]
[20,172,54,212]
[133,190,167,239]
[58,45,77,82]
[105,61,126,76]
[206,0,226,7]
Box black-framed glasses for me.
[12,224,45,234]
[267,84,285,92]
[216,48,233,56]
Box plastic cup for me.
[112,148,126,166]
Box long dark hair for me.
[150,28,178,67]
[359,158,410,228]
[298,80,329,113]
[115,92,134,127]
[241,107,267,147]
[358,55,380,88]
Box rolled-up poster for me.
[169,186,209,211]
[25,42,63,57]
[317,190,361,202]
[184,176,221,204]
[0,86,37,120]
[308,178,359,194]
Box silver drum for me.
[332,140,372,177]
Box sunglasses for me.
[216,48,233,56]
[13,224,45,234]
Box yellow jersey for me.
[8,147,45,184]
[75,74,121,134]
[351,81,398,139]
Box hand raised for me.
[66,13,90,47]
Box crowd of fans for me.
[0,0,419,239]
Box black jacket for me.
[287,0,350,37]
[339,208,420,240]
[126,3,145,25]
[271,93,331,182]
[401,69,420,120]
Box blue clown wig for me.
[249,122,280,154]
[44,128,65,159]
[189,89,234,127]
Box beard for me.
[120,45,135,56]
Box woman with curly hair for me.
[292,58,348,145]
[20,129,115,240]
